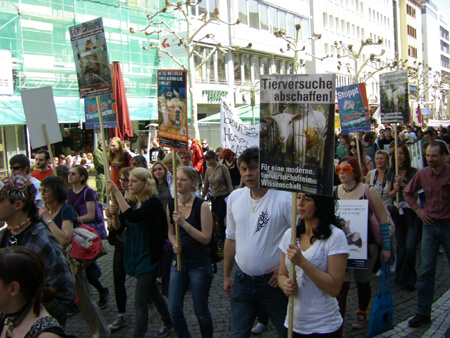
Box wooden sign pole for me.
[288,192,298,338]
[42,123,57,177]
[173,154,181,271]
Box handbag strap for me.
[377,261,391,297]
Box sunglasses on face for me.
[335,164,354,175]
[11,166,22,171]
[69,172,77,176]
[350,145,357,149]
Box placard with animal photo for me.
[157,69,188,152]
[69,18,113,99]
[335,200,369,269]
[380,70,409,124]
[259,74,336,196]
[336,83,371,133]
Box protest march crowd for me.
[0,121,449,338]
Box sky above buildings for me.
[433,0,450,24]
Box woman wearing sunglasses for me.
[334,157,391,330]
[388,144,419,291]
[67,165,109,310]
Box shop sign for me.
[202,90,228,103]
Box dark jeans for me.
[229,266,288,338]
[211,194,228,238]
[393,208,420,288]
[113,245,127,313]
[417,222,450,316]
[134,270,171,337]
[168,264,213,337]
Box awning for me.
[198,104,260,124]
[0,95,158,125]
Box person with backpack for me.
[167,166,214,338]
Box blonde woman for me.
[107,168,172,337]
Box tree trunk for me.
[188,52,200,140]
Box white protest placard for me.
[336,200,369,269]
[0,50,14,95]
[20,87,62,149]
[220,100,259,156]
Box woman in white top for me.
[278,193,349,337]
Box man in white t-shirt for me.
[224,147,292,337]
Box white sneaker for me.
[251,322,266,334]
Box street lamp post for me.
[238,81,260,125]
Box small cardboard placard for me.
[20,87,62,149]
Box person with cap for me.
[0,176,75,328]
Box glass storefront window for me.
[217,51,226,83]
[244,54,251,81]
[261,57,269,75]
[234,53,242,83]
[254,56,260,80]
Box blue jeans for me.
[134,270,171,337]
[229,266,288,338]
[168,264,213,338]
[417,222,450,316]
[394,208,420,288]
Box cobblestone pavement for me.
[65,240,449,338]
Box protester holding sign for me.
[349,138,374,178]
[334,157,391,330]
[278,193,349,336]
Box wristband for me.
[380,223,391,251]
[46,218,53,225]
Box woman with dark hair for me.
[108,137,132,189]
[107,168,172,337]
[349,138,374,178]
[67,165,109,309]
[365,150,393,209]
[221,149,241,190]
[130,155,148,169]
[167,166,213,337]
[0,246,65,337]
[152,161,171,211]
[336,133,351,158]
[334,156,391,330]
[39,176,110,338]
[202,150,232,236]
[363,131,380,160]
[388,144,419,291]
[278,193,349,336]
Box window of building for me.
[261,57,270,75]
[217,52,226,83]
[323,13,328,28]
[329,15,334,29]
[249,0,259,29]
[269,7,278,32]
[253,56,260,80]
[287,14,294,36]
[260,5,269,30]
[234,53,242,83]
[238,1,248,25]
[206,51,215,82]
[208,0,217,18]
[244,54,251,81]
[278,11,286,32]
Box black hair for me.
[41,176,67,204]
[237,147,259,167]
[36,149,50,161]
[204,150,217,161]
[429,140,450,155]
[71,165,89,185]
[9,154,30,174]
[296,194,345,243]
[0,246,56,316]
[131,155,148,169]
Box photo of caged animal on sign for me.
[158,90,186,135]
[262,103,329,169]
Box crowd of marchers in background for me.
[0,120,448,338]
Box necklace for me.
[343,182,359,195]
[8,218,31,233]
[249,191,265,213]
[4,301,32,338]
[179,194,193,207]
